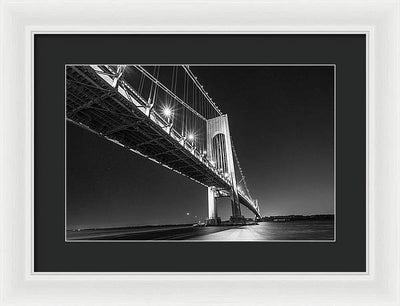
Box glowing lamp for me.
[187,133,195,141]
[163,106,172,118]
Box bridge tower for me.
[206,115,245,225]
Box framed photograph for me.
[42,35,344,272]
[1,0,399,305]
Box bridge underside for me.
[66,65,260,218]
[67,66,230,188]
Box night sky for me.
[67,66,334,229]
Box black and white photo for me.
[66,64,335,241]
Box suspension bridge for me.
[66,65,261,225]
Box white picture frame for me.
[1,0,399,305]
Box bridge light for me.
[224,172,230,178]
[162,106,172,118]
[202,150,207,155]
[187,133,195,141]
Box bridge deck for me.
[66,65,259,217]
[67,66,231,189]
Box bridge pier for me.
[206,187,221,226]
[229,215,246,225]
[230,187,246,225]
[206,185,246,226]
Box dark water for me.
[67,220,334,241]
